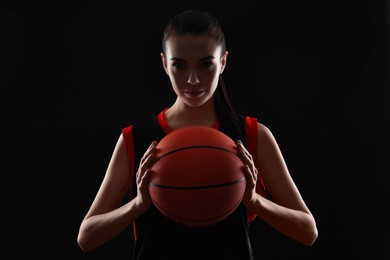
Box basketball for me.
[148,125,246,227]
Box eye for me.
[201,61,214,69]
[172,62,185,69]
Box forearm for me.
[247,193,318,246]
[77,198,145,252]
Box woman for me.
[77,9,318,259]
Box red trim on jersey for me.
[245,116,267,222]
[121,125,137,240]
[158,108,173,134]
[212,119,221,129]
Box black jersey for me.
[122,108,266,260]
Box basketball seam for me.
[149,176,246,190]
[151,145,239,166]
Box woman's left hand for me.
[236,140,258,206]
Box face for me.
[161,35,228,107]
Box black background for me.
[1,1,389,259]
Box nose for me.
[187,69,200,85]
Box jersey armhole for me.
[245,116,267,222]
[121,125,137,239]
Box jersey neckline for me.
[157,107,220,134]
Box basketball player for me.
[77,9,318,259]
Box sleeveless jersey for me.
[121,108,266,260]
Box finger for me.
[239,148,253,167]
[236,141,253,162]
[246,163,258,178]
[141,142,156,164]
[242,147,253,161]
[148,141,158,152]
[140,153,154,173]
[242,165,251,178]
[236,142,259,181]
[140,141,158,164]
[141,169,152,184]
[243,165,255,188]
[137,152,155,179]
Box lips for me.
[184,89,205,98]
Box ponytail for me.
[214,75,244,142]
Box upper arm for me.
[83,133,131,219]
[256,123,311,213]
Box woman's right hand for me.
[134,141,158,213]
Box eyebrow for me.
[170,56,215,62]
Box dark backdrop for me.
[2,1,389,259]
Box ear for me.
[220,51,228,74]
[161,52,169,75]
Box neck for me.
[165,98,217,128]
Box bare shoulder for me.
[257,122,274,142]
[256,122,283,163]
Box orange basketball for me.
[148,125,246,227]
